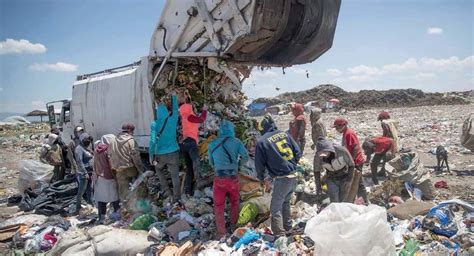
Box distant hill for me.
[253,84,472,110]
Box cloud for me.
[326,68,342,76]
[0,87,3,92]
[414,73,436,80]
[427,27,443,35]
[0,39,47,55]
[29,62,78,72]
[31,101,45,110]
[347,65,381,76]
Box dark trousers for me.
[51,165,65,183]
[98,201,120,216]
[180,138,200,195]
[327,173,352,203]
[370,153,387,185]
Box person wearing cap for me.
[315,138,355,203]
[179,95,208,196]
[109,122,146,205]
[362,136,396,185]
[74,133,93,215]
[93,134,120,224]
[149,91,181,201]
[255,115,301,237]
[332,117,369,203]
[289,103,306,154]
[208,120,249,239]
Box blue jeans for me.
[76,171,92,213]
[271,176,297,236]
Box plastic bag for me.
[304,203,395,256]
[422,205,458,237]
[18,160,54,192]
[129,214,156,230]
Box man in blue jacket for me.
[255,115,301,237]
[149,91,181,201]
[208,120,249,239]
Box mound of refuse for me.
[253,84,471,110]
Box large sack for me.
[238,174,264,201]
[461,114,474,151]
[48,225,153,256]
[388,200,435,220]
[18,160,54,193]
[386,153,436,200]
[304,203,395,256]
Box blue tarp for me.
[248,103,266,110]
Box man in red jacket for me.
[289,103,306,154]
[362,136,396,185]
[333,117,369,203]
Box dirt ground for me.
[274,104,474,201]
[0,104,473,205]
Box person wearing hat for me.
[93,134,120,224]
[315,138,355,203]
[255,115,301,237]
[208,120,249,239]
[289,103,306,154]
[109,122,145,205]
[332,117,369,203]
[74,132,93,215]
[362,136,396,185]
[149,91,181,201]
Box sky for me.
[0,0,473,113]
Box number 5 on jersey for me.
[275,139,294,160]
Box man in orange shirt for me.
[179,98,208,196]
[333,117,369,203]
[362,136,396,185]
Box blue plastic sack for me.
[423,205,458,237]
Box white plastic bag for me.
[18,160,54,192]
[304,203,395,256]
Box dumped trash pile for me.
[253,84,471,110]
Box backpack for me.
[461,114,474,151]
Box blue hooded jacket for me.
[208,120,249,176]
[149,95,179,157]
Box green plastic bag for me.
[237,202,259,226]
[129,214,156,230]
[399,238,420,256]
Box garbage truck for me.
[47,0,341,152]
